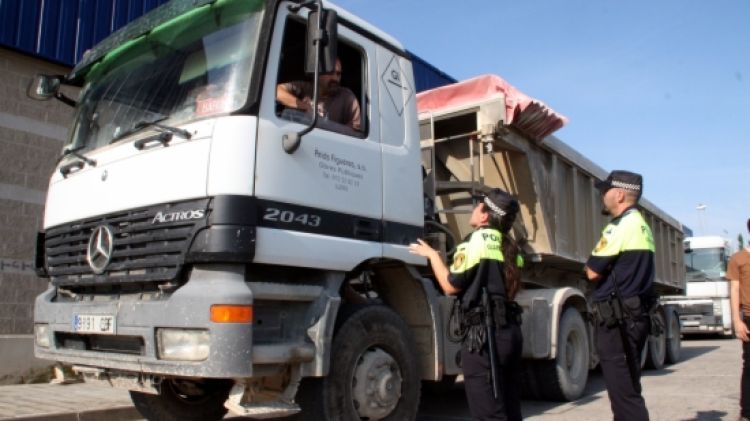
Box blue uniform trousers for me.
[596,316,650,421]
[461,323,523,421]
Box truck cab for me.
[31,1,435,419]
[663,236,732,336]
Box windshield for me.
[66,0,264,153]
[685,248,726,281]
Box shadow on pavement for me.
[677,409,728,421]
[417,373,610,420]
[678,345,721,362]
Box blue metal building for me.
[0,0,169,67]
[0,0,454,90]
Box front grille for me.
[675,303,713,316]
[45,199,209,286]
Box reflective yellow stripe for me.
[450,228,504,274]
[592,210,655,257]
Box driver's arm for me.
[276,83,311,112]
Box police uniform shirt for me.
[449,227,514,309]
[587,206,655,302]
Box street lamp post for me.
[696,204,707,235]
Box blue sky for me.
[336,0,750,249]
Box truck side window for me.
[276,17,366,137]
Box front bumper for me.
[679,314,726,333]
[34,264,255,378]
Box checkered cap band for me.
[483,197,506,216]
[611,180,641,191]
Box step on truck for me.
[662,236,733,337]
[28,0,686,419]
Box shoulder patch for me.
[452,252,466,271]
[594,237,608,253]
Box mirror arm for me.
[287,0,316,13]
[283,0,325,154]
[54,92,77,108]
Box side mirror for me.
[305,8,338,75]
[27,74,62,101]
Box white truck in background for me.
[662,236,733,336]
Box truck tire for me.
[645,311,666,369]
[665,311,681,364]
[293,305,420,420]
[129,379,232,421]
[535,307,589,401]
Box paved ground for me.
[416,337,743,421]
[0,337,742,421]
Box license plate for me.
[682,320,699,327]
[73,314,115,334]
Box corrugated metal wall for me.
[0,1,455,88]
[408,51,456,93]
[0,0,169,67]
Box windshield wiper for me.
[58,147,97,177]
[111,116,165,143]
[111,116,191,143]
[59,147,97,167]
[146,121,192,139]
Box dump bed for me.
[417,75,684,294]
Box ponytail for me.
[488,208,522,300]
[502,235,521,300]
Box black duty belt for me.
[449,298,523,351]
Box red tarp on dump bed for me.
[416,74,568,141]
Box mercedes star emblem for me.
[87,225,114,274]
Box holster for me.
[593,298,623,328]
[484,298,523,328]
[594,294,647,328]
[452,297,523,352]
[493,299,523,326]
[491,298,507,327]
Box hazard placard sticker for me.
[381,56,412,116]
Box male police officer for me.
[585,170,654,421]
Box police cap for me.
[473,188,519,218]
[595,170,643,198]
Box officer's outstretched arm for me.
[409,239,460,295]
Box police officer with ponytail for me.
[410,188,524,421]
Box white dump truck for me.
[662,236,732,336]
[28,0,685,419]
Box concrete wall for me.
[0,47,72,380]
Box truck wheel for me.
[129,378,232,421]
[294,305,420,420]
[645,311,666,369]
[536,307,589,401]
[665,311,681,364]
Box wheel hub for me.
[352,348,402,419]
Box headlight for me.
[713,300,722,315]
[34,324,50,348]
[157,329,209,361]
